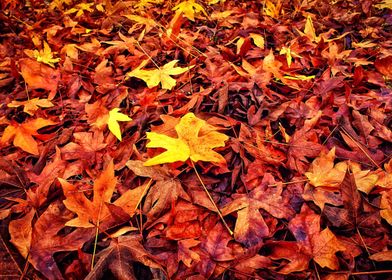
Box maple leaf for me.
[144,113,228,166]
[263,0,283,18]
[24,41,61,68]
[380,189,392,225]
[107,108,132,141]
[1,118,56,155]
[127,59,193,90]
[8,98,54,115]
[9,208,35,258]
[64,2,95,17]
[305,147,347,188]
[124,14,157,34]
[374,0,392,10]
[28,201,93,280]
[59,161,117,228]
[85,235,162,280]
[288,205,346,270]
[127,160,191,222]
[89,106,131,141]
[134,0,163,9]
[222,174,295,247]
[60,161,147,228]
[19,58,60,99]
[172,0,208,21]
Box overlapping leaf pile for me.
[0,0,391,279]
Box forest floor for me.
[0,0,391,279]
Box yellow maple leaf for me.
[305,147,347,188]
[263,0,283,19]
[124,15,157,33]
[107,108,132,141]
[144,113,228,166]
[24,41,61,68]
[304,15,318,42]
[172,0,208,21]
[134,0,163,9]
[91,107,131,141]
[1,118,56,155]
[64,2,94,17]
[8,98,54,115]
[126,60,193,90]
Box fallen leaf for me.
[172,0,207,21]
[127,60,193,90]
[107,108,132,141]
[380,189,392,225]
[1,118,56,155]
[144,112,228,166]
[19,58,60,99]
[288,204,345,270]
[305,147,347,188]
[59,161,117,228]
[85,235,162,280]
[29,201,93,280]
[369,250,392,262]
[9,209,35,258]
[7,98,54,115]
[24,41,61,68]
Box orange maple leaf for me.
[59,161,147,228]
[1,118,56,155]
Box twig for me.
[191,160,233,236]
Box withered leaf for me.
[85,235,162,280]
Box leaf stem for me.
[191,160,233,236]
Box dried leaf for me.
[85,235,162,280]
[59,161,117,228]
[305,148,347,188]
[9,209,35,258]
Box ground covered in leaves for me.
[0,0,392,279]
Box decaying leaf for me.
[288,205,345,270]
[19,58,60,99]
[85,235,162,280]
[59,161,117,228]
[9,209,35,258]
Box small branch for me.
[191,160,233,236]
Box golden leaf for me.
[24,41,61,68]
[172,0,208,21]
[305,148,347,188]
[144,113,228,166]
[107,108,132,141]
[127,60,193,90]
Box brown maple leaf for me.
[85,235,162,280]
